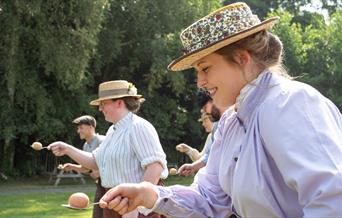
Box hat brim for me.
[90,94,143,106]
[168,17,279,71]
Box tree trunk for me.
[2,136,15,174]
[1,2,19,174]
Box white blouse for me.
[93,112,168,188]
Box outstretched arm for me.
[61,163,90,173]
[49,141,98,170]
[100,171,232,218]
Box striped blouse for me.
[93,112,168,188]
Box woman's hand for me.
[89,170,100,180]
[49,141,70,156]
[99,182,158,215]
[178,163,196,176]
[62,163,78,172]
[175,143,191,153]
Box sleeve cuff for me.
[200,154,208,164]
[137,185,161,215]
[141,156,169,179]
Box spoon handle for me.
[92,202,100,205]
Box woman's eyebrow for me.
[194,60,207,68]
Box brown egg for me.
[68,192,89,209]
[169,168,178,175]
[31,142,43,150]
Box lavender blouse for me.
[151,72,342,217]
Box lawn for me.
[0,191,94,218]
[0,175,193,218]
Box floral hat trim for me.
[168,2,279,71]
[181,3,259,54]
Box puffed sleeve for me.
[130,118,168,179]
[141,111,235,218]
[259,82,342,217]
[153,180,232,218]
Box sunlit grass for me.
[0,175,194,218]
[165,175,194,186]
[0,191,94,218]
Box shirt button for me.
[234,157,238,162]
[163,198,168,203]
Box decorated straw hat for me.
[90,80,142,106]
[168,2,279,71]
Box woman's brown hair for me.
[216,30,289,77]
[121,97,143,113]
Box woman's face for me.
[193,52,247,108]
[99,99,119,123]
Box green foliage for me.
[0,0,341,176]
[0,0,108,175]
[224,0,342,18]
[89,0,222,164]
[303,10,342,108]
[269,9,342,110]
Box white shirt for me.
[93,112,168,188]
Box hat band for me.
[98,88,130,98]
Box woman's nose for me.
[197,71,207,88]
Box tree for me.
[269,9,342,110]
[223,0,341,19]
[0,0,221,176]
[1,0,340,176]
[89,0,222,165]
[0,0,108,175]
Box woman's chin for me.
[213,97,227,109]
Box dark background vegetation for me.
[0,0,341,176]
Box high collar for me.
[236,71,282,129]
[112,112,133,131]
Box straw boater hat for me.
[90,80,143,106]
[168,2,279,71]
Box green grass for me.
[164,175,194,186]
[0,175,193,218]
[0,191,94,218]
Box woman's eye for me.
[202,67,210,73]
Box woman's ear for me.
[232,50,251,67]
[117,99,124,108]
